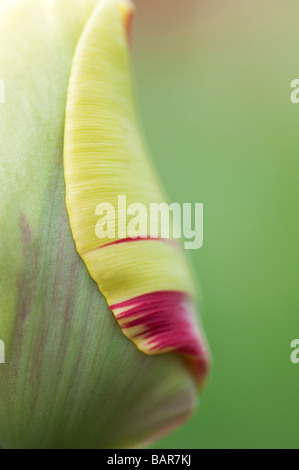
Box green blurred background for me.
[132,0,299,449]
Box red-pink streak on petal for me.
[86,237,179,254]
[124,6,134,49]
[110,291,210,387]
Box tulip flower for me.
[0,0,210,449]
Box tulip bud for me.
[0,0,209,449]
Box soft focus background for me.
[132,0,299,449]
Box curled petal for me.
[64,0,209,387]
